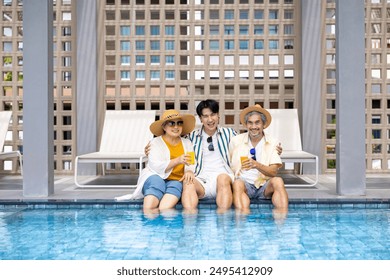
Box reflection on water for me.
[0,206,389,260]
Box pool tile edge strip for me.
[0,198,389,209]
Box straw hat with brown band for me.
[149,109,196,136]
[239,104,272,128]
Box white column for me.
[336,0,366,195]
[76,0,98,175]
[22,0,54,196]
[301,0,323,174]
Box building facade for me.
[0,0,389,175]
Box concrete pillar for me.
[301,0,323,174]
[76,0,98,175]
[336,0,366,195]
[22,0,54,196]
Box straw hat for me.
[239,104,272,128]
[149,109,196,136]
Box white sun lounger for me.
[74,110,155,188]
[0,111,23,175]
[266,109,319,187]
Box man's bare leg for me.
[232,179,250,212]
[216,174,233,210]
[264,177,289,210]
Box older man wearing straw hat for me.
[229,104,288,213]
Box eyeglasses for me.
[250,148,256,160]
[207,136,214,151]
[165,120,184,127]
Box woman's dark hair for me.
[196,99,219,117]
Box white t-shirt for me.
[199,133,230,176]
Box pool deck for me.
[0,173,389,204]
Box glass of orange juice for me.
[187,151,195,165]
[240,156,248,165]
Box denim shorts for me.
[241,179,270,199]
[142,175,183,200]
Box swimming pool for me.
[0,203,389,260]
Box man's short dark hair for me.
[196,99,219,117]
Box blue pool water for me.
[0,204,389,260]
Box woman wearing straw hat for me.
[125,109,196,212]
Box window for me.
[224,25,234,35]
[3,26,12,37]
[224,40,234,50]
[136,26,145,35]
[210,55,219,65]
[210,25,219,35]
[3,42,12,52]
[195,71,205,80]
[120,41,130,51]
[284,10,293,19]
[269,70,279,79]
[269,10,278,19]
[165,25,175,35]
[150,70,160,80]
[239,40,249,50]
[166,10,175,20]
[284,69,294,79]
[195,55,204,65]
[269,40,279,49]
[239,55,249,65]
[136,11,145,20]
[225,10,234,20]
[165,55,175,65]
[269,25,278,35]
[210,40,219,50]
[150,10,160,20]
[239,25,249,35]
[150,25,160,35]
[210,71,219,79]
[239,10,249,20]
[372,115,381,124]
[372,69,381,79]
[372,129,381,139]
[195,26,204,35]
[254,25,264,35]
[210,10,219,19]
[165,70,175,80]
[284,55,294,64]
[254,10,263,19]
[254,70,264,79]
[284,24,293,35]
[371,39,381,48]
[239,70,249,79]
[120,26,130,36]
[135,70,145,80]
[165,40,175,50]
[284,39,294,49]
[136,41,145,50]
[254,40,264,50]
[121,71,130,80]
[150,40,160,50]
[372,23,381,34]
[224,55,234,65]
[254,55,264,65]
[136,55,145,64]
[121,55,130,65]
[150,55,160,64]
[62,12,71,21]
[269,55,279,65]
[195,10,204,20]
[224,70,234,79]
